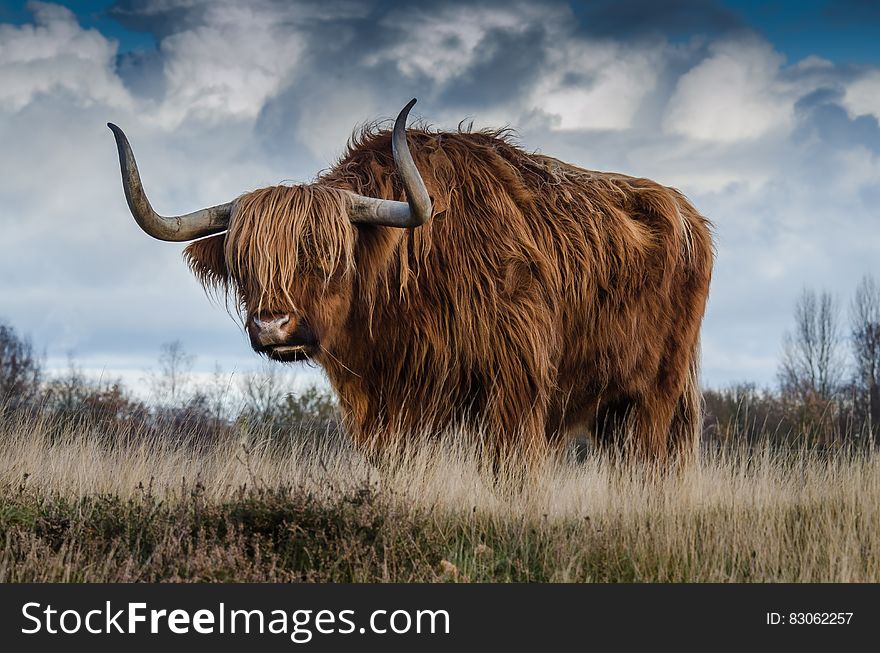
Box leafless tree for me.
[238,364,289,425]
[41,353,88,414]
[148,340,195,407]
[850,275,880,441]
[779,288,844,402]
[197,363,238,422]
[0,322,41,411]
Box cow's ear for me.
[184,234,228,293]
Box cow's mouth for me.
[261,344,316,362]
[249,316,319,362]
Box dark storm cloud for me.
[795,89,880,153]
[108,0,569,166]
[102,0,743,141]
[115,49,165,99]
[108,0,556,87]
[109,0,497,41]
[432,24,551,110]
[108,0,205,37]
[570,0,742,39]
[108,0,558,125]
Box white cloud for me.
[0,1,131,111]
[289,84,383,163]
[827,145,880,195]
[529,39,663,131]
[154,3,305,127]
[367,3,553,85]
[795,55,833,71]
[664,39,795,143]
[841,70,880,122]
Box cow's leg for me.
[591,393,676,467]
[344,418,384,464]
[655,322,704,465]
[482,377,551,474]
[666,375,701,464]
[663,346,702,464]
[544,399,572,456]
[592,396,630,454]
[628,394,678,468]
[340,396,405,465]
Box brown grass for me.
[1,411,878,582]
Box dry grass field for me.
[1,410,878,582]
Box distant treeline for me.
[4,275,880,450]
[0,324,339,442]
[706,275,880,449]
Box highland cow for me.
[109,99,713,465]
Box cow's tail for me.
[668,343,702,464]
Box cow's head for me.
[108,100,431,363]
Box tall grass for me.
[1,409,878,582]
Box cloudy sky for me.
[0,0,879,395]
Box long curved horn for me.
[346,98,433,228]
[108,123,233,241]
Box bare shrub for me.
[0,322,41,413]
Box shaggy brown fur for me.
[185,126,713,465]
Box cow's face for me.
[184,185,357,363]
[236,271,353,364]
[109,101,431,364]
[239,277,353,364]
